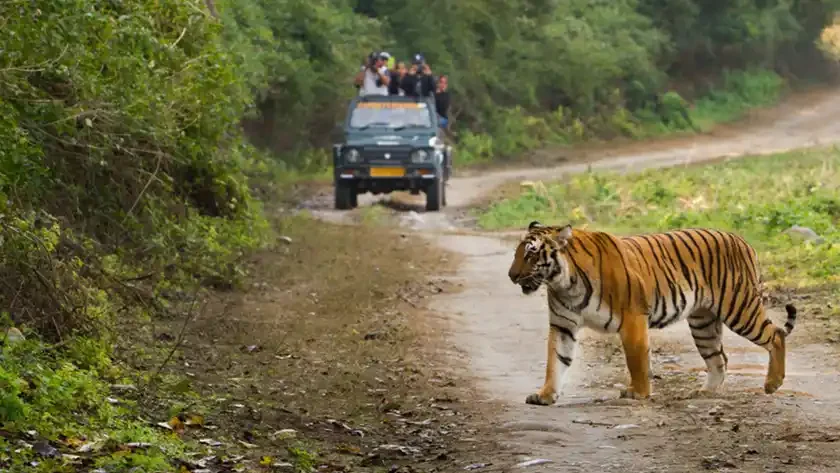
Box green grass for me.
[478,146,840,288]
[0,335,185,472]
[689,69,785,131]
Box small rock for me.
[238,440,258,449]
[464,463,491,470]
[125,442,152,449]
[271,429,297,440]
[613,424,639,430]
[784,225,825,244]
[3,327,25,344]
[516,458,554,467]
[279,236,293,244]
[32,441,59,458]
[376,444,421,455]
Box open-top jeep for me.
[332,94,453,211]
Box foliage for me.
[221,0,840,168]
[0,0,270,333]
[219,0,383,163]
[456,69,786,166]
[0,0,270,470]
[478,146,840,287]
[0,335,184,472]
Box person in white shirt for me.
[354,51,390,96]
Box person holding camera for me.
[388,61,407,96]
[354,51,391,96]
[401,53,436,98]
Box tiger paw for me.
[764,377,784,394]
[618,388,649,400]
[525,391,556,406]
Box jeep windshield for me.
[349,101,433,130]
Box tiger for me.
[507,221,798,405]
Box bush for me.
[0,0,271,340]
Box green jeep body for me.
[332,94,453,211]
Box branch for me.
[204,0,219,18]
[0,45,70,73]
[149,287,204,382]
[124,151,163,220]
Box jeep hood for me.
[343,131,438,147]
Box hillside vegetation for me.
[1,0,840,471]
[227,0,840,166]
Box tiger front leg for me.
[526,322,579,406]
[618,313,651,400]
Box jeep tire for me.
[335,182,356,210]
[425,176,443,211]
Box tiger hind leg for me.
[722,295,794,394]
[688,308,728,392]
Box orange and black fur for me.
[507,221,798,405]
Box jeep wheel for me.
[335,182,356,210]
[425,177,443,211]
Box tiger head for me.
[508,221,573,295]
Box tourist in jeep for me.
[388,61,408,96]
[354,51,390,96]
[401,53,436,98]
[435,74,450,129]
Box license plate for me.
[370,167,405,177]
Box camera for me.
[366,52,386,86]
[412,53,426,75]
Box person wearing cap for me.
[401,53,436,98]
[354,51,390,96]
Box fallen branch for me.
[149,286,204,382]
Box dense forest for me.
[228,0,840,165]
[1,0,839,470]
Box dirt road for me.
[305,89,840,472]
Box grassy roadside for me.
[477,146,840,291]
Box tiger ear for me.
[555,224,573,240]
[528,221,544,230]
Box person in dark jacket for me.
[435,74,450,129]
[388,61,407,96]
[401,53,436,98]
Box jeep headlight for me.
[343,148,360,163]
[410,149,431,163]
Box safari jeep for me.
[331,94,453,211]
